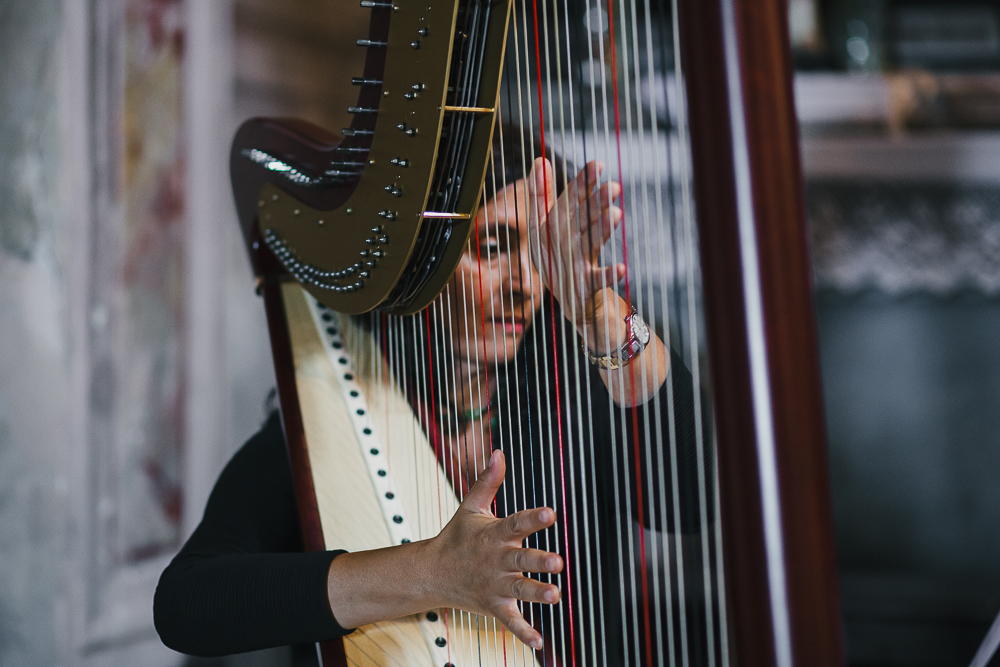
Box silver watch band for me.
[583,306,651,370]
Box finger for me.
[495,601,544,650]
[461,449,505,514]
[564,160,602,206]
[594,263,626,287]
[503,547,564,574]
[583,180,620,213]
[527,157,556,224]
[583,207,622,261]
[499,506,556,541]
[505,574,561,605]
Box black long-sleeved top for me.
[153,413,350,656]
[154,308,713,661]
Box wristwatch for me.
[584,306,651,370]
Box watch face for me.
[632,313,651,345]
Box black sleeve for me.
[153,413,352,657]
[595,347,716,534]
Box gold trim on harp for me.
[442,105,496,113]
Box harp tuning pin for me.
[403,91,418,100]
[377,235,389,244]
[365,260,377,267]
[378,210,397,220]
[359,249,371,257]
[384,185,402,197]
[371,225,384,233]
[418,27,429,36]
[390,157,409,167]
[366,237,378,245]
[411,83,425,91]
[410,40,420,49]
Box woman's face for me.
[441,178,543,367]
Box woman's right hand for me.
[326,450,561,650]
[427,449,563,650]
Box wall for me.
[0,1,238,664]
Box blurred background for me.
[1,0,999,665]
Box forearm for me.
[599,336,669,407]
[579,289,669,407]
[325,540,442,629]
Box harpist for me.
[154,134,713,665]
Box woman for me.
[154,133,712,664]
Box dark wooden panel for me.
[680,0,844,664]
[678,0,777,662]
[734,2,844,665]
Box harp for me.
[229,0,843,665]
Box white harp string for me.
[329,1,734,664]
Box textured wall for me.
[0,1,68,664]
[0,1,236,664]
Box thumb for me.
[527,157,555,224]
[462,449,506,514]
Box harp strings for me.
[352,0,732,664]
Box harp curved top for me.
[230,0,513,315]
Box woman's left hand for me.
[525,157,669,405]
[526,157,628,339]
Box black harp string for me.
[586,2,639,665]
[521,2,566,662]
[438,289,472,663]
[410,315,426,543]
[481,148,508,666]
[501,26,547,663]
[492,119,536,667]
[457,237,490,664]
[622,2,680,667]
[439,285,475,662]
[665,0,732,662]
[484,134,527,667]
[429,298,459,658]
[510,1,555,663]
[546,1,605,661]
[535,0,575,663]
[666,0,724,660]
[567,6,614,667]
[608,0,652,664]
[477,155,503,666]
[650,1,692,661]
[639,0,684,662]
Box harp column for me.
[680,0,845,666]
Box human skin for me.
[325,158,670,649]
[439,157,671,490]
[326,450,560,649]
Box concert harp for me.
[229,0,843,665]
